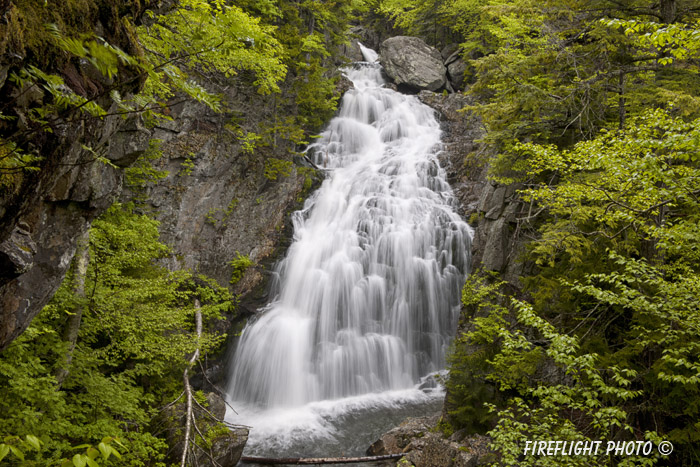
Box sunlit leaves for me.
[138,0,286,95]
[605,19,700,65]
[517,110,700,265]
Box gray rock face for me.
[120,82,320,327]
[380,36,446,92]
[0,224,37,279]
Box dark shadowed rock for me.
[447,58,468,91]
[441,44,460,62]
[379,36,446,92]
[0,104,149,350]
[0,224,36,281]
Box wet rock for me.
[349,25,383,51]
[379,36,446,92]
[340,39,364,62]
[336,73,355,95]
[369,415,490,467]
[418,374,441,391]
[368,415,440,455]
[339,39,364,62]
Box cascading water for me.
[226,45,472,456]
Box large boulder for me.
[379,36,446,92]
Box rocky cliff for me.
[0,2,350,352]
[0,0,156,350]
[119,79,321,320]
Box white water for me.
[226,46,472,455]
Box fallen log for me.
[240,453,403,465]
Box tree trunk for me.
[659,0,677,23]
[55,230,89,387]
[180,298,202,467]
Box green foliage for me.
[58,437,124,467]
[378,0,700,179]
[0,204,232,465]
[138,0,287,95]
[0,435,124,466]
[178,152,196,177]
[445,275,507,433]
[124,138,168,202]
[230,252,254,285]
[0,435,42,463]
[451,109,700,464]
[264,158,293,181]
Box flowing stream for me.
[225,46,472,458]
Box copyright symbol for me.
[658,441,673,455]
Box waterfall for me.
[226,46,472,450]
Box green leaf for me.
[97,442,109,460]
[9,445,24,461]
[110,446,122,460]
[72,454,87,467]
[25,434,41,450]
[86,447,99,460]
[0,445,9,462]
[86,457,100,467]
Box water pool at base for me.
[230,385,443,461]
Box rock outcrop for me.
[0,0,153,350]
[0,108,153,350]
[367,415,491,467]
[120,87,316,313]
[380,36,447,92]
[441,44,468,91]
